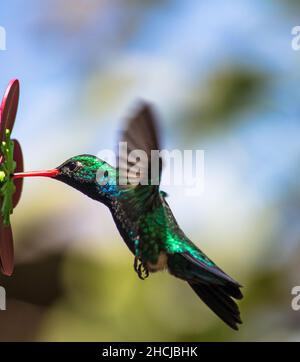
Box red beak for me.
[13,169,59,179]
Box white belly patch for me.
[147,252,168,272]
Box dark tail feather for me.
[188,281,243,330]
[222,282,243,300]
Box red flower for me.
[0,79,24,276]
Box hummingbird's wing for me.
[117,102,162,215]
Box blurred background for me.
[1,0,300,341]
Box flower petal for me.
[0,79,19,138]
[12,139,24,208]
[0,221,14,276]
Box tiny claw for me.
[134,256,149,280]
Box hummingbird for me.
[14,103,243,330]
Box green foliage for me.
[0,129,16,226]
[177,67,268,140]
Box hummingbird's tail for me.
[188,281,242,330]
[168,253,243,330]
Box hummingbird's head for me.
[14,155,117,202]
[56,155,103,184]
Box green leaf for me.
[0,129,16,226]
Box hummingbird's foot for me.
[134,256,149,280]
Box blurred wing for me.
[117,102,162,214]
[118,102,162,186]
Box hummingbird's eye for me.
[68,161,81,172]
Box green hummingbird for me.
[14,103,243,330]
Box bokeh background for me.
[1,0,300,341]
